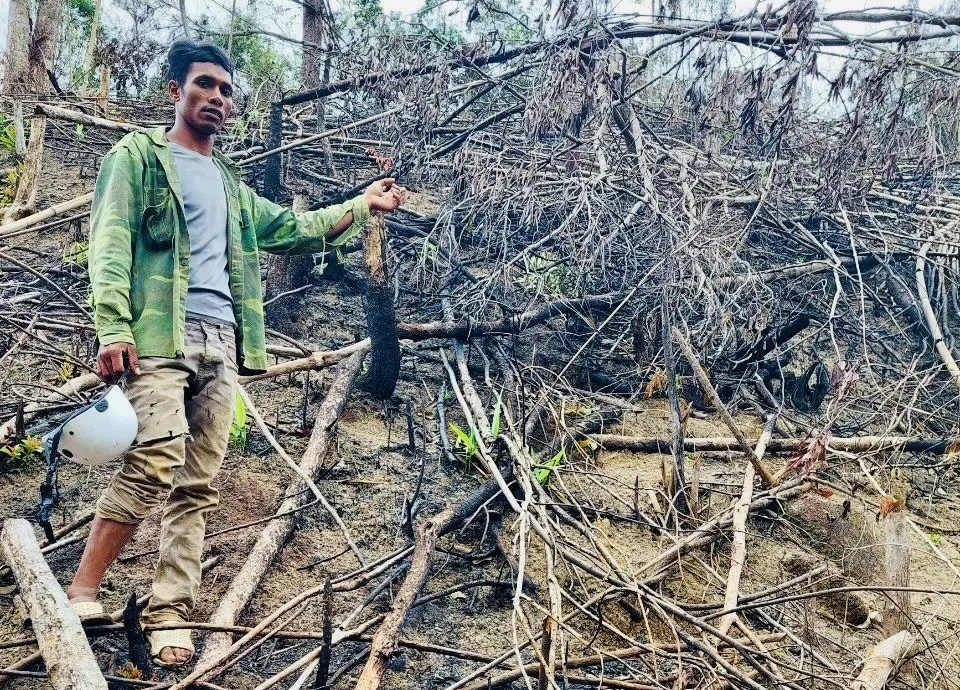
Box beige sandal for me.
[148,628,195,667]
[71,600,112,627]
[20,599,111,629]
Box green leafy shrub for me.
[229,391,248,450]
[1,436,43,474]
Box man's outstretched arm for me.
[248,178,407,255]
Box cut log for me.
[1,556,220,683]
[0,519,107,689]
[357,214,400,399]
[851,631,915,690]
[194,350,365,667]
[0,191,94,238]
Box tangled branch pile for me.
[3,2,960,689]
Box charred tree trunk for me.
[357,215,400,399]
[263,101,284,202]
[302,0,324,92]
[262,101,313,327]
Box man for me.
[68,39,405,666]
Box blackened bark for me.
[358,215,400,399]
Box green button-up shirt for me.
[88,126,369,374]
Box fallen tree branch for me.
[636,478,809,581]
[238,384,364,565]
[0,249,92,316]
[352,505,456,690]
[0,519,106,689]
[672,326,777,486]
[239,108,401,166]
[461,634,787,690]
[240,293,627,384]
[195,350,365,667]
[293,476,509,690]
[590,434,956,454]
[0,372,100,443]
[179,477,505,689]
[915,234,960,389]
[238,340,369,383]
[396,293,626,341]
[33,102,146,132]
[717,415,776,637]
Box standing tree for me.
[2,0,64,222]
[301,0,331,93]
[262,0,336,328]
[1,0,32,94]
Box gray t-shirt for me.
[169,142,236,326]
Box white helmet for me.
[47,386,138,466]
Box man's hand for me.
[363,178,407,213]
[97,342,141,382]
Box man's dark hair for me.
[166,40,235,85]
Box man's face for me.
[169,62,234,135]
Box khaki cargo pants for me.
[96,318,237,624]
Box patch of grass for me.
[64,240,88,265]
[448,421,478,470]
[229,391,248,450]
[534,448,564,485]
[0,113,16,155]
